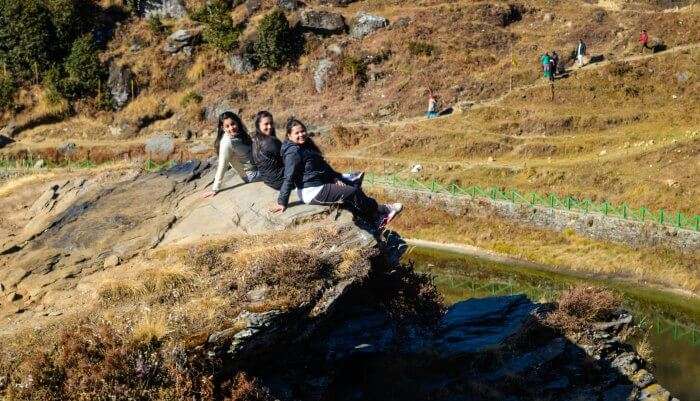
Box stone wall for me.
[377,186,700,254]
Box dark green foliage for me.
[180,91,203,107]
[408,41,436,57]
[0,0,55,79]
[341,55,367,84]
[0,73,17,111]
[191,0,242,52]
[0,0,100,88]
[255,8,293,70]
[147,15,169,35]
[61,35,105,99]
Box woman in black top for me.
[271,118,403,227]
[251,111,285,189]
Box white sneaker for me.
[385,203,404,224]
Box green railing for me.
[364,173,700,232]
[429,272,700,347]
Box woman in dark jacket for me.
[271,118,403,227]
[251,111,285,190]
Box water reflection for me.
[404,246,700,400]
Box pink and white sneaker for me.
[378,203,404,228]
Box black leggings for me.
[310,184,389,220]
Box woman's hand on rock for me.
[203,190,217,198]
[270,204,286,214]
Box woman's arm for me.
[277,149,301,208]
[212,137,230,192]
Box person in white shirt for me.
[204,111,260,198]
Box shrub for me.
[0,73,17,111]
[147,15,168,35]
[0,0,55,79]
[408,41,436,57]
[255,8,293,70]
[341,55,367,83]
[45,0,98,57]
[180,90,203,107]
[60,34,105,99]
[191,0,242,52]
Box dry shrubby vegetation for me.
[0,223,444,400]
[544,285,620,333]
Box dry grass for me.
[545,285,620,333]
[119,92,163,122]
[131,313,168,344]
[371,189,700,293]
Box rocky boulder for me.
[107,62,133,109]
[163,28,201,54]
[145,133,175,161]
[138,0,187,19]
[314,59,335,93]
[277,0,297,10]
[350,12,389,39]
[300,10,347,33]
[225,53,255,75]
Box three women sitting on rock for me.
[207,110,403,227]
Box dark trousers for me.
[310,184,389,220]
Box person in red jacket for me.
[639,30,650,53]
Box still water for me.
[404,246,700,401]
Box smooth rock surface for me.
[300,10,347,33]
[350,12,389,39]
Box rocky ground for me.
[0,161,678,400]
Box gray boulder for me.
[314,59,335,93]
[300,10,347,33]
[145,134,175,160]
[350,12,388,39]
[107,62,133,109]
[58,142,77,158]
[245,0,261,14]
[164,29,201,54]
[225,54,255,75]
[0,122,18,139]
[277,0,297,10]
[139,0,187,19]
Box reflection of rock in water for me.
[0,161,676,400]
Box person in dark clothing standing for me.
[271,118,403,227]
[251,111,285,190]
[550,51,559,77]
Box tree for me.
[255,8,293,70]
[60,34,105,99]
[0,0,55,79]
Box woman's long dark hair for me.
[285,117,322,154]
[214,111,252,151]
[252,110,281,163]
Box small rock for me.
[639,384,670,401]
[277,0,297,10]
[104,255,120,268]
[676,71,690,83]
[611,352,640,376]
[245,0,261,14]
[663,179,678,188]
[631,369,655,388]
[225,54,255,74]
[58,142,77,157]
[487,156,495,162]
[247,285,269,302]
[543,12,554,22]
[145,134,175,160]
[599,149,607,156]
[327,44,343,57]
[34,159,45,169]
[350,12,389,39]
[300,10,347,33]
[6,292,21,302]
[410,164,422,173]
[164,29,201,54]
[139,0,187,19]
[314,59,335,93]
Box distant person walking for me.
[541,52,552,80]
[576,39,587,67]
[639,30,650,53]
[550,51,560,77]
[427,91,438,119]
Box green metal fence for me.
[364,172,700,232]
[429,271,700,347]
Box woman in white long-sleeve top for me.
[204,111,260,198]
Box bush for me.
[60,35,105,99]
[408,41,436,57]
[255,8,293,70]
[147,15,168,35]
[45,0,98,57]
[191,0,242,52]
[0,0,55,79]
[341,55,367,83]
[180,90,203,107]
[0,73,17,111]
